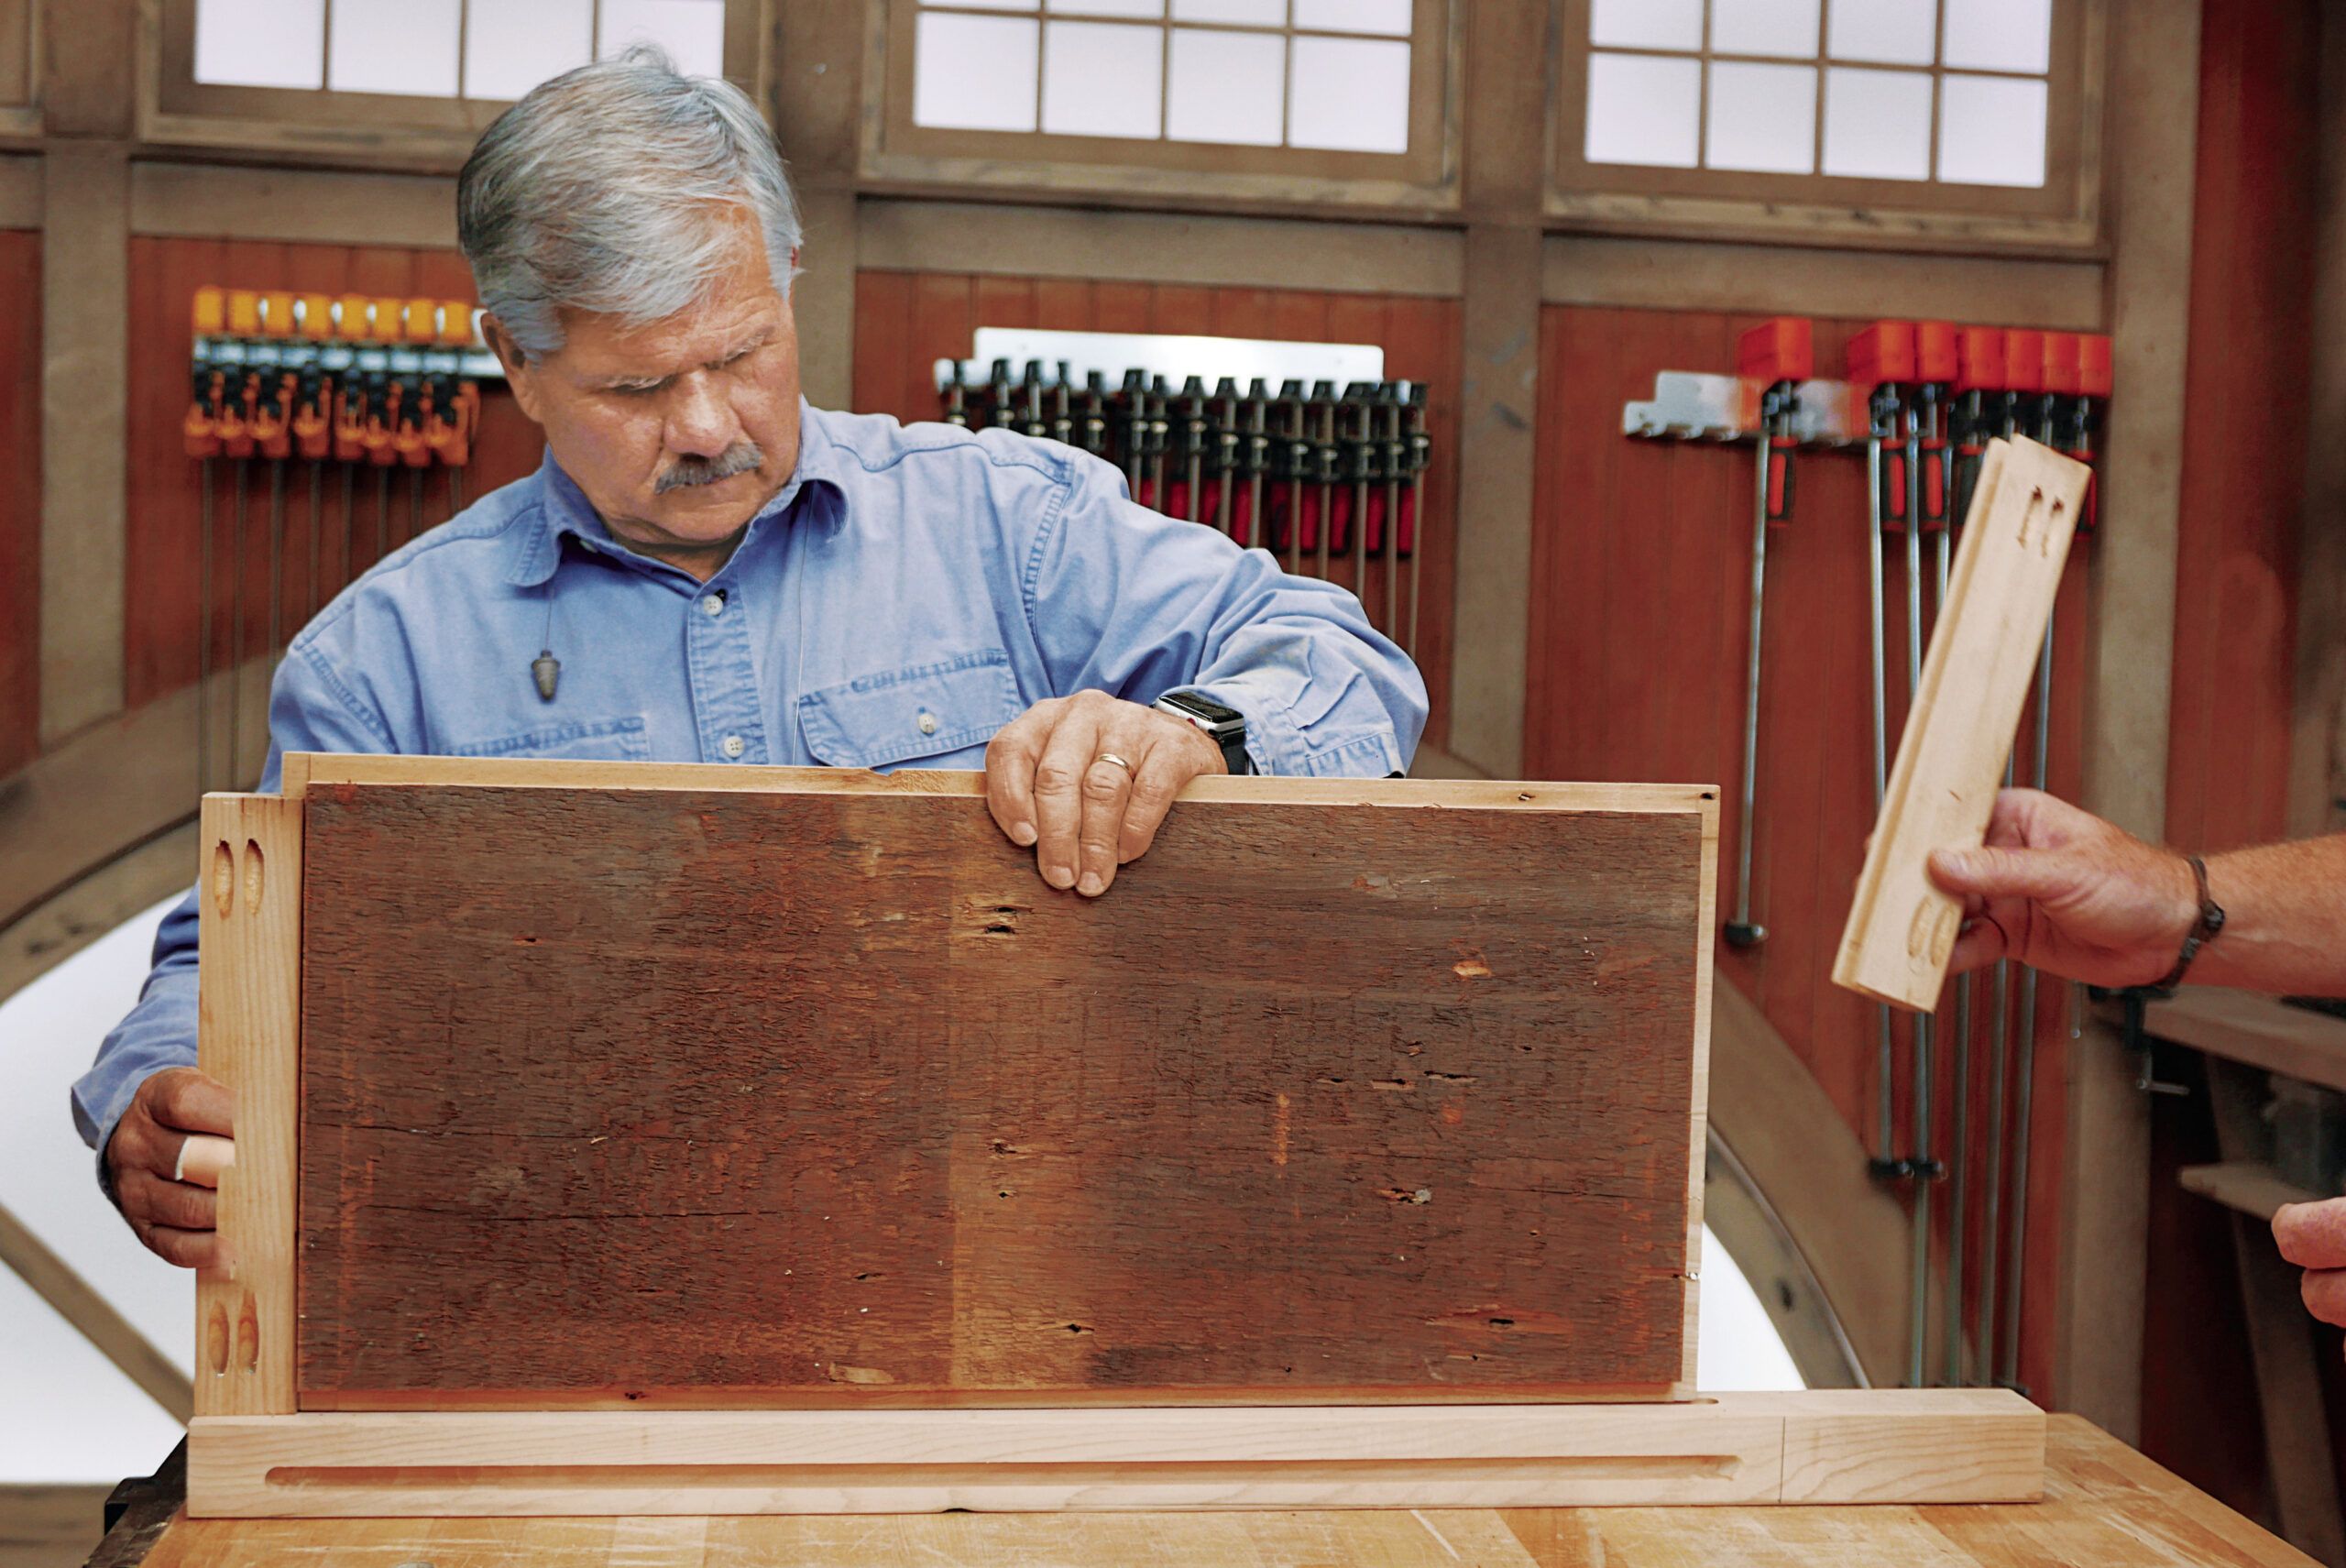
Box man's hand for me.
[104,1067,234,1269]
[1924,788,2198,988]
[2275,1200,2346,1338]
[986,691,1229,897]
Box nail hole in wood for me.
[211,842,235,918]
[205,1302,230,1375]
[236,1289,260,1371]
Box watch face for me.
[1159,692,1245,731]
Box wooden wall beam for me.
[37,143,128,745]
[0,1195,192,1420]
[2287,7,2346,839]
[1542,236,2107,330]
[773,0,862,410]
[1445,0,1548,781]
[0,151,37,225]
[2059,0,2204,1444]
[37,0,132,140]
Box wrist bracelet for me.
[2151,854,2225,992]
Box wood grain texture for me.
[849,269,1461,752]
[195,792,301,1416]
[0,228,36,777]
[1836,439,2094,1011]
[185,1392,2039,1517]
[291,766,1710,1407]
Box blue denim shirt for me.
[72,402,1427,1167]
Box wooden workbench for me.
[87,1417,2319,1566]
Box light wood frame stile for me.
[1548,0,2109,253]
[184,752,2039,1516]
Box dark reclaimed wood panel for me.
[296,779,1704,1408]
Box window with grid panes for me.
[1553,0,2099,244]
[151,0,761,164]
[869,0,1456,211]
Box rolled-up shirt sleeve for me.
[1018,448,1428,776]
[71,641,393,1184]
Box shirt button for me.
[721,734,746,759]
[917,712,938,736]
[701,593,726,618]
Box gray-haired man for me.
[76,48,1427,1268]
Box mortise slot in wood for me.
[205,1302,230,1375]
[236,1290,260,1372]
[242,839,265,916]
[211,840,234,917]
[257,1454,1751,1491]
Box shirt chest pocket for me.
[798,649,1023,771]
[442,715,652,762]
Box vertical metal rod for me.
[1999,610,2056,1391]
[341,462,358,585]
[1979,751,2017,1379]
[1315,404,1334,583]
[1866,433,1895,1162]
[376,466,389,560]
[1406,456,1427,658]
[1903,433,1932,1389]
[266,462,286,669]
[306,462,323,624]
[1382,400,1401,635]
[227,459,247,787]
[1351,403,1371,621]
[1938,522,1972,1387]
[196,459,214,795]
[1286,402,1305,577]
[1729,429,1769,943]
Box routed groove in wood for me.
[296,782,1703,1407]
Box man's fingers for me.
[1119,748,1190,865]
[2305,1266,2346,1328]
[119,1168,220,1234]
[133,1221,221,1271]
[1031,704,1103,891]
[2275,1198,2346,1269]
[1927,845,2075,904]
[107,1111,181,1183]
[147,1067,234,1137]
[1074,752,1136,897]
[1946,917,2009,977]
[984,706,1053,849]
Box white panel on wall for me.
[194,0,326,88]
[922,0,1037,6]
[598,0,726,77]
[1170,0,1284,21]
[1590,0,1702,52]
[914,10,1040,130]
[1709,0,1823,60]
[1825,0,1937,65]
[1293,0,1409,35]
[1050,0,1166,16]
[1938,71,2047,185]
[1040,19,1164,138]
[1942,0,2053,74]
[327,0,460,95]
[463,0,594,100]
[1821,65,1932,180]
[1705,59,1818,173]
[1288,33,1409,152]
[1168,27,1285,146]
[1584,50,1702,168]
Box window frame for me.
[1547,0,2107,251]
[142,0,769,171]
[0,0,37,143]
[860,0,1462,215]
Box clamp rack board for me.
[188,753,2039,1516]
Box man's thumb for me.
[1928,844,2067,901]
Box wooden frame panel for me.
[185,755,2035,1514]
[1547,0,2108,252]
[857,0,1463,214]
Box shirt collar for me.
[504,400,849,587]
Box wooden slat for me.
[290,763,1711,1407]
[0,226,36,777]
[0,1199,192,1420]
[185,1391,2041,1518]
[194,792,301,1417]
[1835,438,2094,1012]
[2133,987,2346,1095]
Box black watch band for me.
[2151,855,2225,992]
[1154,692,1252,776]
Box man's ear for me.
[479,313,544,424]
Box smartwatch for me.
[1155,691,1253,776]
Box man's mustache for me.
[654,442,764,495]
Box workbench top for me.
[91,1416,2315,1567]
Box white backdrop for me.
[0,899,1796,1486]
